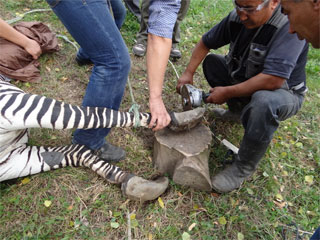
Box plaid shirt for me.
[148,0,181,39]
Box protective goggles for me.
[233,0,270,14]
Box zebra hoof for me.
[121,176,169,202]
[168,108,205,132]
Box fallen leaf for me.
[307,211,316,216]
[188,222,196,231]
[21,177,30,185]
[46,66,51,72]
[218,216,227,225]
[305,175,314,184]
[110,222,119,228]
[273,200,287,208]
[148,233,153,240]
[237,232,244,240]
[113,211,121,217]
[246,188,254,195]
[211,192,220,198]
[67,205,73,210]
[275,193,283,201]
[280,152,287,157]
[182,232,191,240]
[287,202,294,207]
[130,213,136,220]
[44,200,52,207]
[158,197,164,209]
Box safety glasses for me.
[233,0,270,14]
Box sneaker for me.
[212,108,241,123]
[75,55,93,66]
[94,142,126,162]
[170,47,182,59]
[132,43,146,57]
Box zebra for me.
[0,77,204,202]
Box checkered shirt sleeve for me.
[148,0,181,39]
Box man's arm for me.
[0,18,41,59]
[147,34,172,131]
[207,73,285,104]
[176,39,210,92]
[146,0,181,131]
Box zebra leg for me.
[0,144,168,202]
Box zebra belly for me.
[0,145,52,182]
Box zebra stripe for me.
[0,79,152,185]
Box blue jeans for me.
[108,0,127,29]
[203,53,304,144]
[46,0,130,150]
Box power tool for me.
[180,84,210,111]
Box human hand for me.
[24,39,42,59]
[148,97,171,131]
[206,87,230,104]
[176,71,194,94]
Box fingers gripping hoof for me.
[121,176,169,202]
[168,108,205,132]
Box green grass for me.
[0,0,319,239]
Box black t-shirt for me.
[202,11,309,90]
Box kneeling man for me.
[177,0,308,193]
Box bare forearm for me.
[184,39,210,75]
[225,73,285,98]
[0,18,30,48]
[147,33,172,100]
[0,18,41,59]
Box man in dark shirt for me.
[176,0,309,193]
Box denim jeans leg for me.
[46,0,130,150]
[241,89,304,143]
[109,0,127,30]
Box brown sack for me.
[0,21,59,82]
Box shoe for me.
[211,160,249,193]
[211,137,269,193]
[132,43,146,57]
[75,55,93,66]
[170,47,181,59]
[94,142,126,162]
[212,108,241,123]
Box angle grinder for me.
[180,84,210,111]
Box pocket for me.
[245,43,268,79]
[46,0,61,8]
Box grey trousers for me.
[202,53,304,144]
[136,0,190,48]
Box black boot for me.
[211,137,270,193]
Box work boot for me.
[94,142,126,162]
[212,108,241,123]
[211,137,270,193]
[132,43,146,57]
[170,47,182,59]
